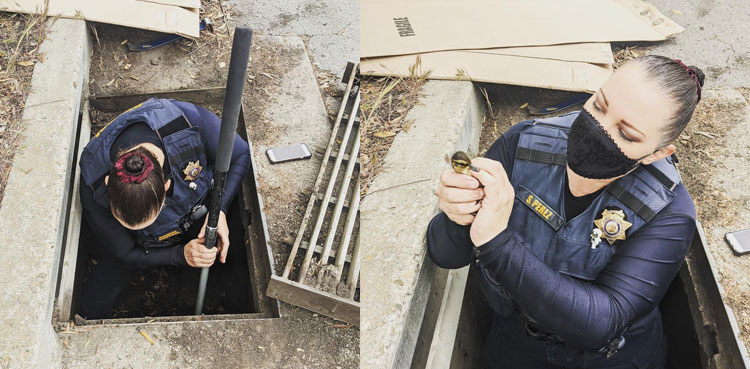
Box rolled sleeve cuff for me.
[474,228,513,259]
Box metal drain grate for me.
[266,62,360,325]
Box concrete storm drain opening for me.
[415,220,750,369]
[54,87,279,325]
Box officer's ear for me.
[641,144,676,165]
[104,175,109,186]
[164,178,171,192]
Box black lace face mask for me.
[567,109,649,179]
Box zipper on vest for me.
[142,243,149,254]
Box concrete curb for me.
[0,19,88,368]
[361,80,484,368]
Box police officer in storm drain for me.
[428,55,705,368]
[77,98,250,319]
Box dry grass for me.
[0,6,52,206]
[613,44,642,69]
[88,0,236,91]
[360,56,431,197]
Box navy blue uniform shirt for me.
[79,101,251,269]
[427,121,696,351]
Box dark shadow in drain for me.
[446,263,701,368]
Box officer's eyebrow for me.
[601,87,645,138]
[599,88,609,107]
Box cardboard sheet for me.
[135,0,201,10]
[361,52,613,93]
[0,0,200,37]
[361,0,682,58]
[466,43,614,64]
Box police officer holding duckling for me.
[429,56,705,368]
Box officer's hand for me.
[469,158,515,246]
[198,211,230,263]
[184,237,219,268]
[434,168,485,225]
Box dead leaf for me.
[129,76,140,82]
[374,131,396,138]
[17,61,34,67]
[519,102,529,109]
[186,71,197,79]
[123,63,132,70]
[137,328,155,345]
[120,39,128,45]
[106,79,116,86]
[672,9,683,15]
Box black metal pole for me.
[195,26,253,315]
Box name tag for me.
[516,186,564,231]
[157,229,181,241]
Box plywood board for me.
[0,0,200,37]
[361,0,682,58]
[361,52,613,93]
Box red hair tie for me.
[114,152,154,184]
[674,59,702,103]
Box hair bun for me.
[688,65,705,87]
[124,154,145,174]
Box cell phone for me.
[266,143,312,164]
[726,228,750,255]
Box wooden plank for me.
[0,0,200,38]
[134,0,201,10]
[267,275,359,325]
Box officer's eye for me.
[593,100,604,113]
[619,128,635,142]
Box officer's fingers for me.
[448,213,475,225]
[469,169,497,191]
[219,229,230,250]
[193,254,215,264]
[441,186,484,203]
[221,244,229,263]
[472,158,510,186]
[440,200,481,215]
[194,259,213,268]
[440,168,480,189]
[197,245,217,258]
